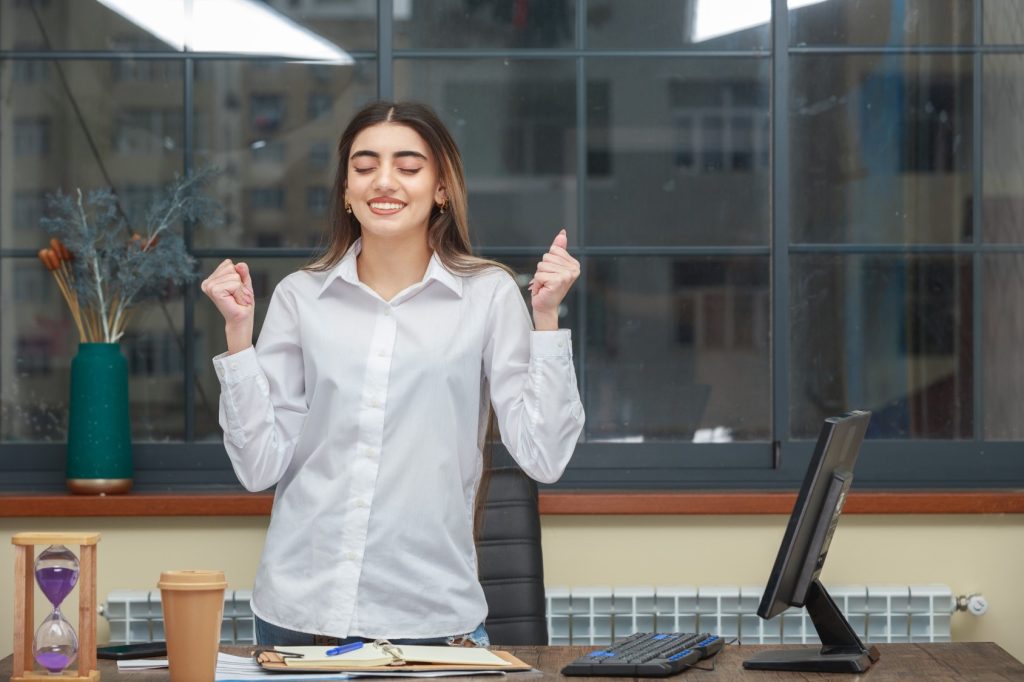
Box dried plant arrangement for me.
[38,167,222,343]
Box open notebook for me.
[256,641,531,673]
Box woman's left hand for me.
[530,229,580,331]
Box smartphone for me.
[96,642,168,660]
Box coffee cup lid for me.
[158,570,227,591]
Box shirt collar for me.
[316,238,464,299]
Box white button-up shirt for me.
[213,240,584,639]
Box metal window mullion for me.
[771,0,791,467]
[377,0,393,99]
[575,0,588,434]
[184,56,196,441]
[972,0,984,441]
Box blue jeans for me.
[255,615,490,648]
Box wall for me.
[1,514,1021,663]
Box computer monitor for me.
[744,410,880,673]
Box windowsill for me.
[1,490,1023,517]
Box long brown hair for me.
[307,101,510,540]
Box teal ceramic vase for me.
[66,343,133,494]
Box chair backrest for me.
[476,465,548,645]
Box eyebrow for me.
[350,150,429,161]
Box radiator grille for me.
[102,589,256,645]
[546,585,954,645]
[102,584,953,646]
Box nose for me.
[372,164,396,192]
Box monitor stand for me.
[744,579,881,673]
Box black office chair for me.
[476,465,548,645]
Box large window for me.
[1,0,1022,491]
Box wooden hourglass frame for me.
[12,532,100,682]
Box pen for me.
[326,641,364,657]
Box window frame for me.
[2,0,1024,494]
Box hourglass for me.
[12,532,100,682]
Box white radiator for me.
[101,589,256,645]
[546,585,954,645]
[102,584,954,646]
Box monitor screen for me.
[744,410,880,674]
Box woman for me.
[200,101,584,647]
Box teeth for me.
[370,202,404,210]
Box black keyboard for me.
[561,632,724,677]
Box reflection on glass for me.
[984,0,1024,44]
[1,59,184,247]
[791,54,973,244]
[983,56,1024,243]
[588,0,770,50]
[791,254,973,440]
[194,258,308,440]
[259,0,377,51]
[983,256,1024,439]
[1,0,374,52]
[586,257,770,442]
[192,60,376,249]
[395,59,577,247]
[789,0,973,46]
[1,260,186,441]
[0,0,171,51]
[587,58,769,246]
[397,0,575,49]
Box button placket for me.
[334,303,396,613]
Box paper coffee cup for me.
[158,570,227,682]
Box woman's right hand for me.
[200,259,255,353]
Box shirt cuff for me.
[212,347,262,384]
[530,329,572,358]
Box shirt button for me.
[370,398,381,408]
[383,308,392,317]
[365,447,376,457]
[355,498,368,508]
[230,361,239,371]
[345,551,358,562]
[557,341,565,349]
[377,348,387,357]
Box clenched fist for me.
[200,259,255,353]
[529,229,580,331]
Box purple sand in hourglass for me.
[36,650,72,673]
[36,565,79,606]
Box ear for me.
[435,185,446,204]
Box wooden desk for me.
[2,643,1022,680]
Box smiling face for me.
[344,122,445,243]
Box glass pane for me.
[397,0,575,49]
[261,0,377,51]
[394,59,577,248]
[790,0,974,46]
[194,257,308,440]
[588,0,770,50]
[983,0,1024,44]
[791,54,973,244]
[982,56,1024,243]
[0,0,173,51]
[586,256,770,442]
[983,255,1024,439]
[587,58,770,247]
[791,254,973,440]
[1,258,186,442]
[192,60,376,250]
[0,0,372,53]
[1,59,185,249]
